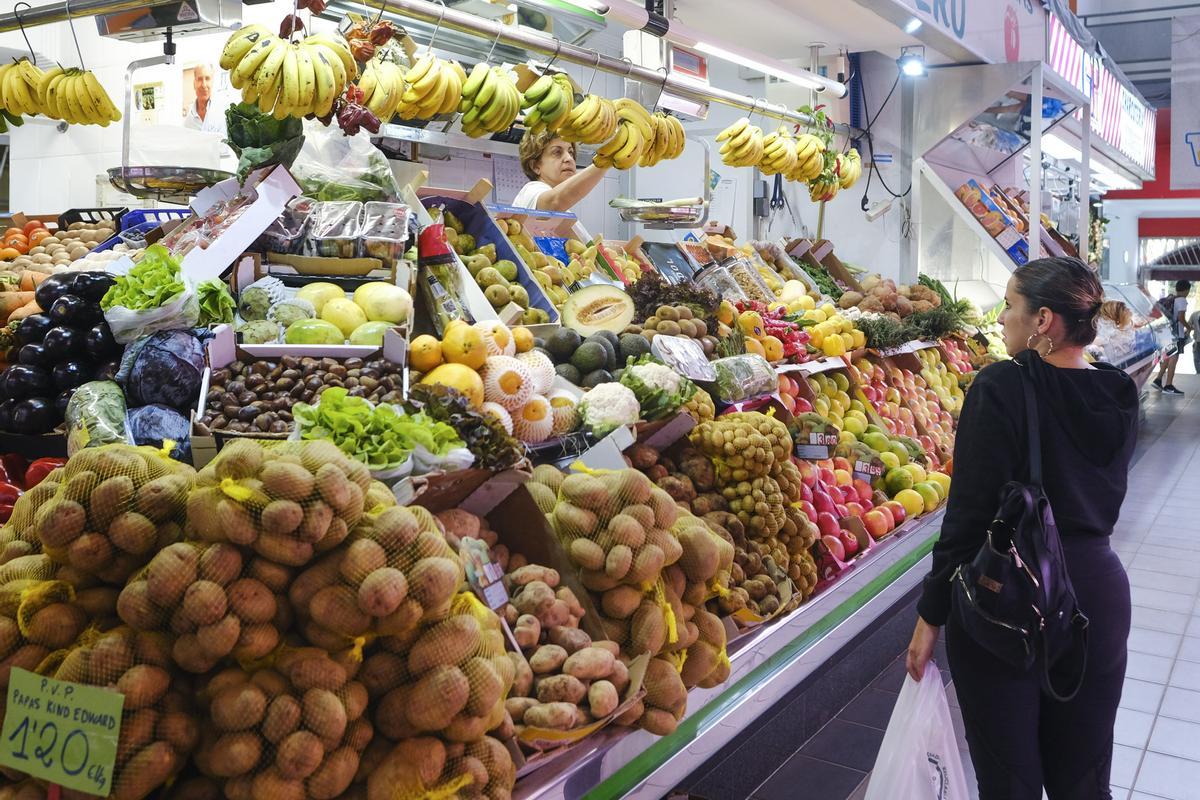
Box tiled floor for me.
[745,374,1200,800]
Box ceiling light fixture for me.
[898,45,926,77]
[904,18,922,34]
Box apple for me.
[778,393,796,414]
[816,511,840,538]
[800,482,814,504]
[797,460,817,487]
[839,528,860,556]
[865,508,892,537]
[844,502,865,519]
[794,397,814,413]
[822,534,846,562]
[799,500,818,524]
[813,490,836,516]
[835,504,849,518]
[883,500,907,526]
[832,456,852,473]
[838,485,858,504]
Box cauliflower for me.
[578,382,640,437]
[626,361,683,395]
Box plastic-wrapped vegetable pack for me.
[357,592,516,799]
[288,504,462,654]
[192,647,370,800]
[116,542,294,674]
[29,444,195,585]
[186,439,393,568]
[32,627,199,800]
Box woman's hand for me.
[906,617,941,681]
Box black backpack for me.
[950,355,1089,701]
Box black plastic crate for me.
[57,207,129,230]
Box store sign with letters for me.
[1172,16,1200,189]
[903,0,1043,65]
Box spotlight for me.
[898,45,926,77]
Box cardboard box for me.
[954,179,1028,266]
[487,205,624,289]
[190,323,408,468]
[419,184,561,337]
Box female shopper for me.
[513,130,609,212]
[907,257,1138,799]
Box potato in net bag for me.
[367,734,515,800]
[0,470,66,566]
[117,542,295,673]
[660,561,730,690]
[29,444,195,585]
[192,647,371,800]
[28,626,199,800]
[535,466,682,593]
[187,439,386,568]
[289,503,462,654]
[371,592,514,745]
[0,779,46,800]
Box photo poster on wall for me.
[182,61,232,137]
[133,82,162,125]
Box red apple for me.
[835,504,849,518]
[794,396,814,413]
[883,501,907,526]
[821,535,846,561]
[839,528,860,556]
[778,393,796,414]
[816,511,840,538]
[800,482,814,504]
[832,457,852,474]
[844,502,865,519]
[865,508,892,537]
[813,490,836,516]
[819,467,837,487]
[799,500,818,524]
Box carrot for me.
[19,271,49,292]
[6,299,41,322]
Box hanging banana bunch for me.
[638,112,686,168]
[837,148,863,189]
[785,132,826,183]
[221,24,358,119]
[459,63,522,137]
[395,53,466,120]
[593,99,654,170]
[716,117,765,167]
[0,59,122,126]
[558,93,617,145]
[521,72,575,134]
[758,126,797,176]
[357,55,407,124]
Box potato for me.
[564,647,615,681]
[211,683,268,731]
[357,568,407,617]
[505,696,538,721]
[158,710,200,753]
[407,614,480,674]
[341,540,387,583]
[513,581,556,619]
[112,742,176,800]
[255,533,313,566]
[302,688,347,743]
[545,626,592,654]
[208,732,263,777]
[310,584,371,637]
[251,768,305,800]
[508,651,533,697]
[227,578,276,624]
[197,614,241,658]
[406,557,460,613]
[116,664,171,710]
[288,655,347,692]
[307,746,358,800]
[145,544,198,606]
[523,702,578,730]
[601,585,643,619]
[24,603,87,650]
[183,580,228,627]
[528,644,567,675]
[262,694,302,743]
[535,674,586,704]
[464,656,504,717]
[406,665,469,730]
[608,658,630,695]
[115,708,157,766]
[639,707,678,735]
[513,614,540,650]
[568,538,605,571]
[276,730,324,780]
[588,680,619,717]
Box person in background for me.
[1152,280,1192,395]
[183,63,227,136]
[1192,307,1200,375]
[907,257,1138,799]
[513,130,609,212]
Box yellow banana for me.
[304,33,357,80]
[279,45,300,111]
[294,44,315,114]
[254,40,287,104]
[308,45,336,118]
[220,25,268,70]
[232,35,277,89]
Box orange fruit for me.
[21,221,44,237]
[4,237,27,254]
[0,248,20,261]
[3,228,22,240]
[28,229,49,246]
[743,337,766,358]
[761,335,784,362]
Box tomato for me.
[21,220,44,237]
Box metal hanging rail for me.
[373,0,855,134]
[0,0,177,32]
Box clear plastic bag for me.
[104,286,201,344]
[291,122,401,204]
[709,353,777,403]
[864,662,971,800]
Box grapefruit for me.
[894,489,925,519]
[420,363,485,408]
[442,324,487,370]
[409,334,443,373]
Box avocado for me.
[533,347,555,363]
[582,369,614,388]
[533,338,547,350]
[586,334,617,371]
[546,328,582,363]
[571,341,607,373]
[555,363,582,385]
[619,333,652,362]
[612,368,624,383]
[596,330,621,353]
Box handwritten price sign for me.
[0,668,123,796]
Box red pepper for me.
[0,454,25,489]
[0,504,14,524]
[25,458,65,489]
[0,483,21,506]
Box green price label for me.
[0,668,124,797]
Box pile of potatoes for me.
[193,648,370,800]
[508,641,628,733]
[371,593,514,745]
[660,568,730,691]
[368,735,515,800]
[49,627,199,800]
[529,467,683,593]
[30,445,195,585]
[0,470,66,565]
[117,542,292,674]
[187,440,392,568]
[288,505,463,650]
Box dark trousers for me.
[946,537,1130,800]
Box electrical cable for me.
[858,68,911,211]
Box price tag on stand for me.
[0,668,124,797]
[794,430,839,461]
[852,458,884,485]
[460,538,509,611]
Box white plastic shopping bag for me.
[864,662,971,800]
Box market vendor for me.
[513,130,609,212]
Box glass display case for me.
[1091,282,1168,382]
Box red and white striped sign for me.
[1047,13,1086,97]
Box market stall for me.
[0,0,1159,798]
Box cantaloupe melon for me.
[561,285,635,337]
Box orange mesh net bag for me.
[117,542,294,674]
[192,647,371,800]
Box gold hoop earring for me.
[1026,332,1054,357]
